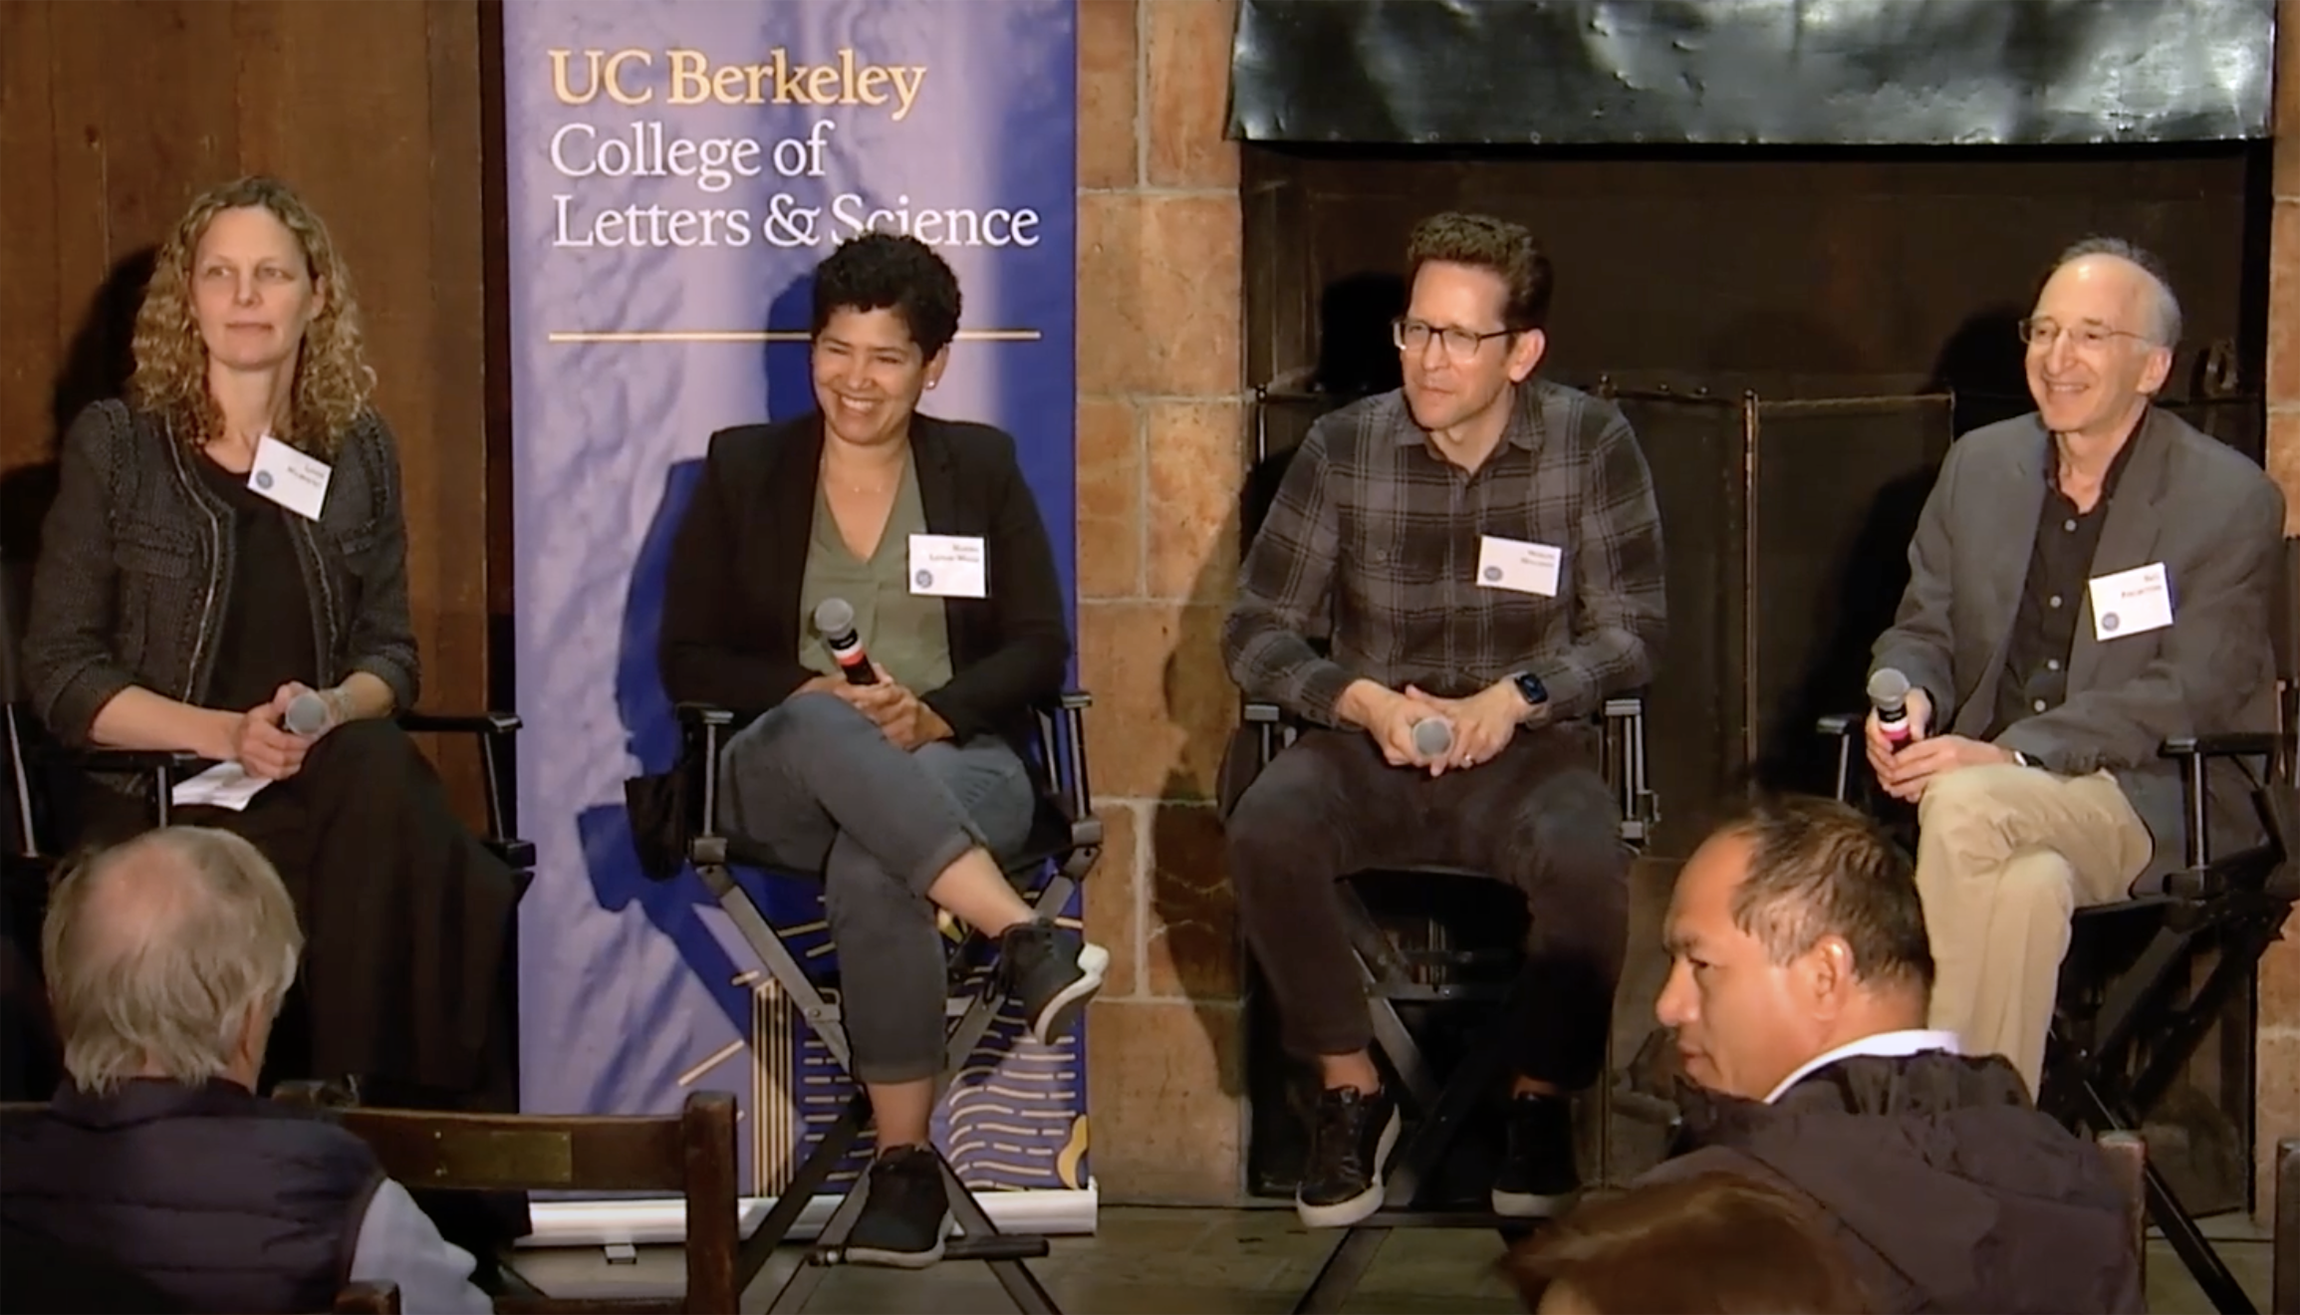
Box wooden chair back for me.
[331,1280,401,1313]
[313,1090,740,1314]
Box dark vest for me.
[0,1078,383,1314]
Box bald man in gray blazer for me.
[1864,238,2286,1095]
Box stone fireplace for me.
[1072,0,2300,1227]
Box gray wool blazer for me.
[1871,406,2286,889]
[22,399,420,746]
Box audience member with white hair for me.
[0,827,489,1314]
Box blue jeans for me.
[717,693,1035,1082]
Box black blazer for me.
[658,412,1070,754]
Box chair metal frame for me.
[2274,1137,2297,1315]
[671,693,1101,1315]
[5,705,532,872]
[1236,695,1655,1315]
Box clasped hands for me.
[227,681,343,781]
[805,665,952,751]
[1861,686,2016,802]
[1348,677,1529,777]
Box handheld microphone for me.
[1868,668,1913,749]
[284,690,331,736]
[813,598,879,686]
[1410,717,1453,760]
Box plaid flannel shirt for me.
[1224,379,1667,726]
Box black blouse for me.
[192,452,320,714]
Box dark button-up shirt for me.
[1222,379,1667,725]
[1987,419,2146,739]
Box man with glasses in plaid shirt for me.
[1862,238,2284,1098]
[1222,212,1667,1229]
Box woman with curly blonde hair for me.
[21,178,524,1189]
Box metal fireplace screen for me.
[1229,0,2274,147]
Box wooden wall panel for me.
[0,0,493,807]
[0,1,61,533]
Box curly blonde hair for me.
[129,175,375,457]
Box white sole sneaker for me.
[842,1213,954,1269]
[1026,942,1110,1046]
[1293,1106,1401,1229]
[1491,1187,1580,1219]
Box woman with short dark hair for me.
[659,231,1105,1269]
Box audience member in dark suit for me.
[1642,796,2141,1314]
[0,827,487,1314]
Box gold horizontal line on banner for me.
[546,329,1043,344]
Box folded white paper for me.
[170,761,274,812]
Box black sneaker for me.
[1492,1092,1580,1218]
[998,920,1110,1045]
[1295,1085,1400,1228]
[844,1145,952,1268]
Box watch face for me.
[1515,672,1547,705]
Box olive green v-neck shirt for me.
[796,456,954,692]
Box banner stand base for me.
[519,1184,1099,1249]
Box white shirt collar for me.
[1762,1028,1961,1104]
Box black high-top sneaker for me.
[998,920,1110,1045]
[1491,1091,1580,1218]
[845,1145,952,1268]
[1294,1085,1400,1228]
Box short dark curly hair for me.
[1406,212,1554,334]
[811,232,963,358]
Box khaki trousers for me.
[1913,765,2153,1095]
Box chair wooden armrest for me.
[332,1279,401,1313]
[2096,1130,2147,1286]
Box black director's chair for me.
[1231,387,1659,1314]
[653,693,1099,1315]
[1229,696,1655,1315]
[1816,535,2299,1315]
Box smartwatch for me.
[1510,671,1548,714]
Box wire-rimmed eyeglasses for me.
[2017,317,2152,350]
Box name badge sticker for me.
[1476,534,1563,597]
[248,435,332,521]
[2087,561,2174,642]
[908,534,988,598]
